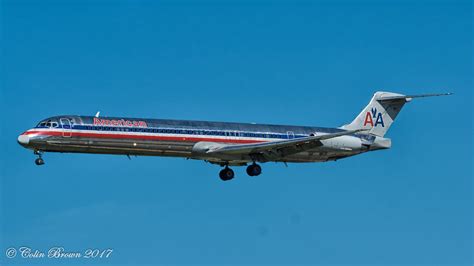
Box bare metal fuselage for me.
[18,115,390,165]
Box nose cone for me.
[18,134,30,146]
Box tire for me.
[253,164,262,176]
[224,168,234,180]
[35,158,44,165]
[246,166,255,176]
[219,168,234,181]
[246,164,262,176]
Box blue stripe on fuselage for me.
[36,115,347,140]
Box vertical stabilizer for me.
[342,91,451,137]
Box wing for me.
[204,129,365,160]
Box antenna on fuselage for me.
[95,111,100,118]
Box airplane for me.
[17,91,451,181]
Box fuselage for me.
[16,92,448,181]
[17,115,391,165]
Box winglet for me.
[95,111,100,118]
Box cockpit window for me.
[36,119,59,128]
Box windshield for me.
[36,118,59,128]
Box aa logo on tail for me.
[364,108,384,127]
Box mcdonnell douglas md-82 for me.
[18,91,450,181]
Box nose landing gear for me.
[35,158,45,165]
[34,150,45,166]
[246,163,262,176]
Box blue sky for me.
[1,1,472,265]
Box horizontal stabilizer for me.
[377,92,453,102]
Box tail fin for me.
[342,91,452,137]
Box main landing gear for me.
[246,163,262,177]
[34,150,45,166]
[218,163,262,181]
[219,166,235,181]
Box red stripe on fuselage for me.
[24,130,267,144]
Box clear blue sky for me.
[1,1,472,265]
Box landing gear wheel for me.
[34,150,45,166]
[219,167,235,181]
[35,158,45,166]
[246,163,262,176]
